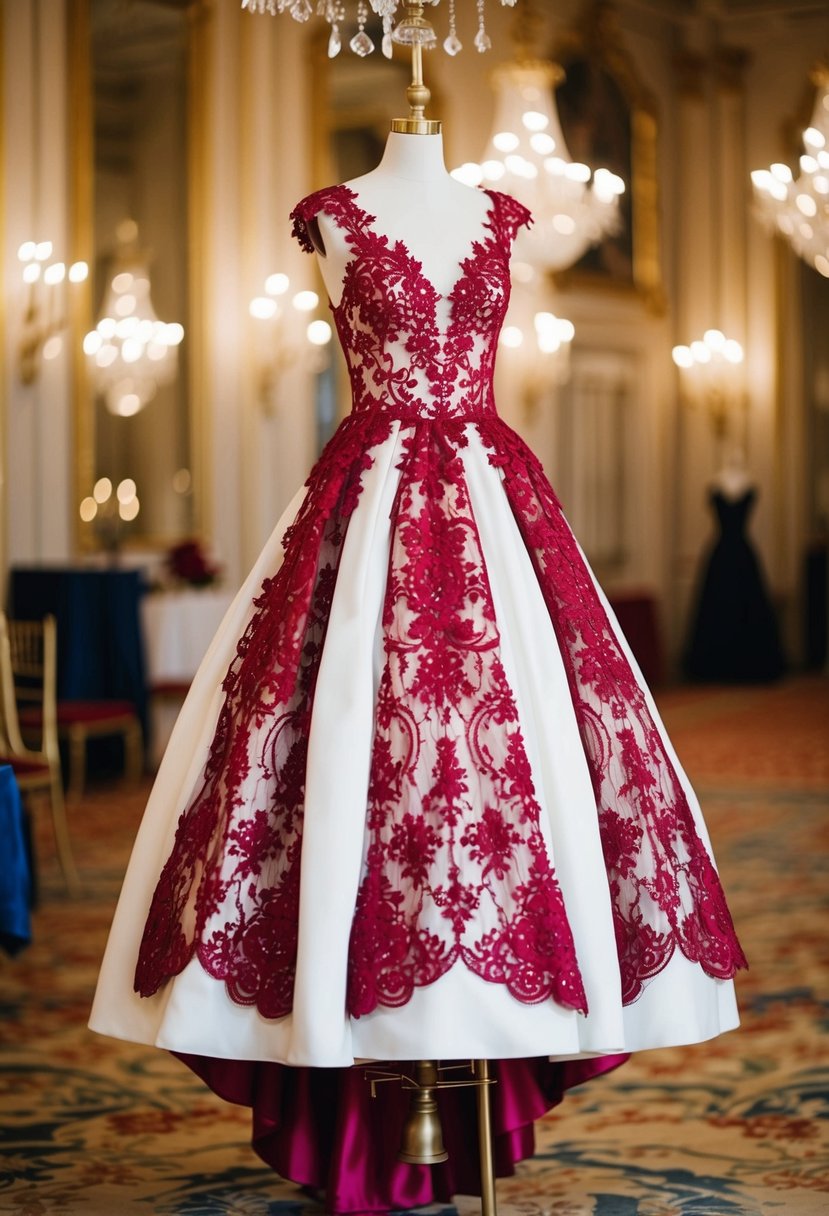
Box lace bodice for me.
[290,185,530,422]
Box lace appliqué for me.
[477,416,748,1000]
[134,413,391,1011]
[347,423,586,1016]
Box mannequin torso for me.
[312,131,492,307]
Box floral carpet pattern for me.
[1,679,827,1215]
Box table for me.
[141,587,234,764]
[9,566,149,740]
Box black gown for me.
[685,488,786,682]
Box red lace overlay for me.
[347,423,586,1016]
[134,413,391,1011]
[134,184,746,1016]
[477,416,749,999]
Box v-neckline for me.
[331,184,499,309]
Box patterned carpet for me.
[1,679,827,1216]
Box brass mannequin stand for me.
[389,2,442,135]
[368,1059,499,1216]
[370,8,498,1214]
[475,1059,497,1216]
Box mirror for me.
[71,0,207,550]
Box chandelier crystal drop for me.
[452,60,625,272]
[751,71,829,279]
[241,0,520,56]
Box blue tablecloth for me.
[0,765,32,954]
[9,566,149,741]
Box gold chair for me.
[0,613,80,894]
[3,612,143,801]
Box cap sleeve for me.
[290,185,349,254]
[290,192,323,254]
[488,190,533,246]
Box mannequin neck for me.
[375,130,449,183]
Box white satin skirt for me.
[89,424,739,1067]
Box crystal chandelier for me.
[83,223,184,418]
[453,59,624,271]
[241,0,518,58]
[751,68,829,279]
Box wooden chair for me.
[3,612,144,801]
[0,613,80,894]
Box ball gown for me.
[685,488,786,682]
[89,185,747,1212]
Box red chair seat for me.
[151,680,191,698]
[0,752,50,777]
[20,700,137,728]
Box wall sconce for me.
[17,240,88,384]
[78,476,140,554]
[498,282,575,416]
[672,328,744,439]
[249,272,333,414]
[83,222,184,418]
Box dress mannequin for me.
[311,131,491,306]
[686,446,785,681]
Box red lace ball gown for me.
[90,187,746,1213]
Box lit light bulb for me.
[522,110,548,132]
[44,262,66,285]
[292,290,319,312]
[250,297,277,319]
[265,273,290,296]
[307,319,332,346]
[500,326,524,348]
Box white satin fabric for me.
[89,425,738,1066]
